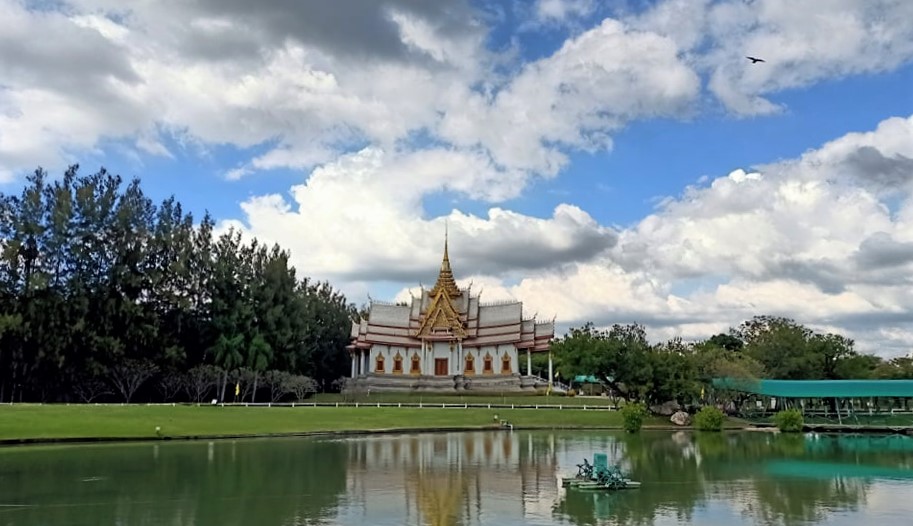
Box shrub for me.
[694,406,725,432]
[621,402,647,433]
[565,389,576,397]
[773,408,804,432]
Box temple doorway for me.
[434,358,449,376]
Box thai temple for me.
[346,232,555,392]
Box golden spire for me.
[416,223,466,338]
[430,223,461,298]
[442,221,450,269]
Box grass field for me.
[0,404,676,443]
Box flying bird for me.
[746,56,765,64]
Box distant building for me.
[346,232,554,392]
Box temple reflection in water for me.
[343,431,561,525]
[1,430,910,526]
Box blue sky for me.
[1,0,913,355]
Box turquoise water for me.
[1,430,911,525]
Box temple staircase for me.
[528,374,569,394]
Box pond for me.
[1,430,912,525]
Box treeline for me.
[550,315,913,407]
[0,166,356,403]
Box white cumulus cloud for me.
[380,114,913,357]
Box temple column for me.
[458,341,463,375]
[547,351,553,391]
[526,349,532,377]
[424,341,431,376]
[351,353,356,378]
[421,342,434,375]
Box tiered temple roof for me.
[348,233,554,352]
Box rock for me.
[651,400,681,416]
[671,411,691,426]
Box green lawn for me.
[0,404,670,443]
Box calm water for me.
[1,430,912,525]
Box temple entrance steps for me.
[345,373,542,394]
[527,375,568,394]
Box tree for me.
[264,370,292,402]
[551,323,656,402]
[230,367,257,402]
[873,357,913,379]
[648,345,700,407]
[108,359,159,403]
[0,313,22,402]
[707,333,744,352]
[245,334,272,403]
[210,333,245,401]
[72,374,113,403]
[284,375,319,401]
[186,365,221,403]
[808,333,858,379]
[0,165,356,403]
[739,316,817,379]
[157,370,186,402]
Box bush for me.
[773,408,804,432]
[565,389,576,397]
[694,406,725,431]
[621,402,647,433]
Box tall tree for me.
[0,165,353,402]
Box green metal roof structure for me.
[573,375,601,384]
[711,378,913,398]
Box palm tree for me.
[211,333,244,401]
[247,332,273,403]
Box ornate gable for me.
[415,228,466,339]
[416,289,466,338]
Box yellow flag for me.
[234,382,240,397]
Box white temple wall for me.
[364,341,523,376]
[476,345,498,358]
[497,344,517,374]
[370,345,388,373]
[368,345,417,375]
[459,344,521,374]
[431,341,451,359]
